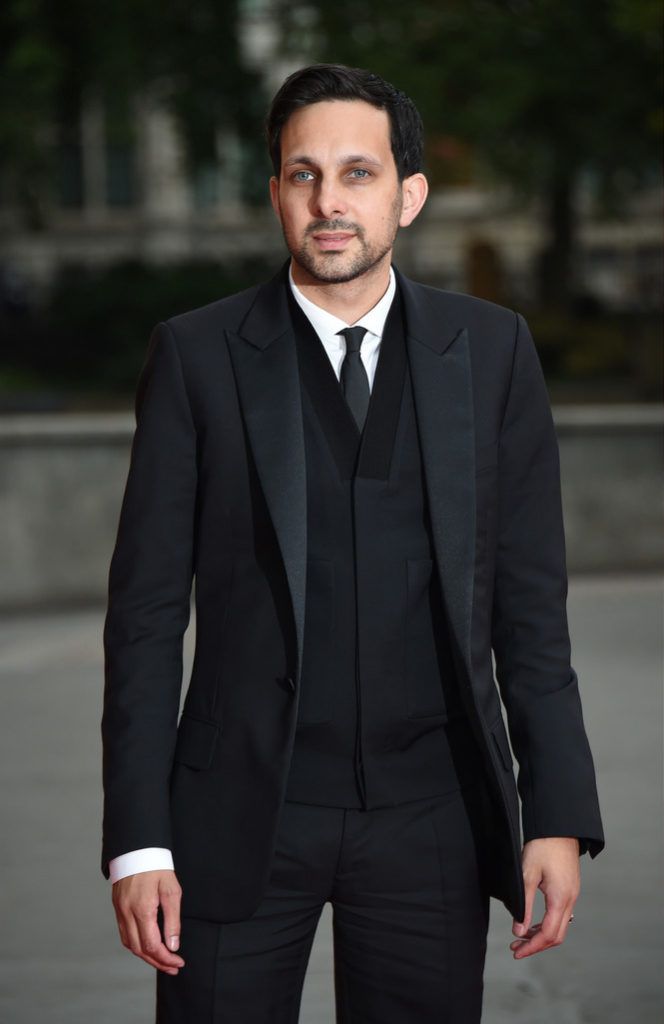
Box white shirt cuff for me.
[108,847,174,883]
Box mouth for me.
[311,232,356,250]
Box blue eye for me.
[293,171,314,182]
[350,168,370,178]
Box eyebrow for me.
[283,153,383,169]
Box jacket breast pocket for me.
[173,712,221,771]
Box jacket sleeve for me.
[101,321,197,878]
[491,312,604,857]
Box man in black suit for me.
[102,63,604,1022]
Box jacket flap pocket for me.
[174,713,220,770]
[490,717,513,772]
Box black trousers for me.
[156,780,491,1023]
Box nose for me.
[310,176,347,220]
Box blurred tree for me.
[0,256,279,410]
[272,0,662,310]
[0,0,268,224]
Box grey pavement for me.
[0,573,662,1023]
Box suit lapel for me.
[224,259,476,692]
[224,261,308,690]
[395,267,476,681]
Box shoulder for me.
[396,272,524,373]
[405,277,518,333]
[164,281,263,338]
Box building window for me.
[105,142,136,207]
[192,161,221,208]
[56,138,84,208]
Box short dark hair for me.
[265,63,424,182]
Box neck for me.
[290,254,392,322]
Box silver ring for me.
[568,914,575,923]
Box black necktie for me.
[337,326,370,432]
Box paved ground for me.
[0,573,661,1023]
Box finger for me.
[124,914,183,975]
[512,901,566,958]
[113,900,134,957]
[160,880,182,953]
[554,901,576,946]
[134,905,185,969]
[509,921,541,952]
[513,867,538,937]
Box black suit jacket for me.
[101,258,604,923]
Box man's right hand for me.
[112,869,185,975]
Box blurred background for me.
[0,1,662,1022]
[1,0,662,412]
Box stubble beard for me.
[283,190,403,285]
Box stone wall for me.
[0,407,661,610]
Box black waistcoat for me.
[283,280,482,808]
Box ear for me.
[399,173,428,228]
[269,176,281,221]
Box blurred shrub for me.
[528,310,662,400]
[1,260,660,405]
[0,256,278,400]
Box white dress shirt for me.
[108,261,397,882]
[287,261,396,392]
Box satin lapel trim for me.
[224,322,307,692]
[405,324,476,682]
[224,260,475,692]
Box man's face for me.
[269,99,410,284]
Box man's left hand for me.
[510,836,580,959]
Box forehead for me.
[280,100,392,160]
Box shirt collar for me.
[287,260,396,345]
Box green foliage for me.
[0,0,268,219]
[0,257,278,398]
[527,310,662,400]
[272,0,661,196]
[271,0,661,308]
[0,259,658,405]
